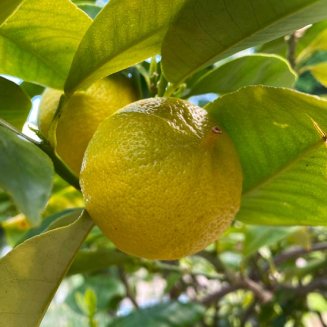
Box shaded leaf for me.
[0,76,31,129]
[17,208,82,245]
[188,54,296,96]
[162,0,327,84]
[297,21,327,63]
[110,302,204,327]
[0,211,93,327]
[243,226,300,257]
[206,86,327,226]
[66,275,124,314]
[0,0,91,89]
[256,37,288,59]
[306,62,327,86]
[76,2,102,19]
[65,0,186,92]
[20,82,45,98]
[68,248,135,276]
[0,0,23,25]
[0,127,54,225]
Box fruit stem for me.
[0,119,80,191]
[37,140,81,191]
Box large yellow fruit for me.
[38,75,138,175]
[80,97,243,260]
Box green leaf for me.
[17,209,82,245]
[68,248,134,276]
[243,226,300,257]
[0,0,91,89]
[65,0,186,93]
[256,37,288,59]
[297,21,327,63]
[162,0,327,84]
[206,86,327,226]
[0,211,93,327]
[0,76,31,129]
[20,81,45,98]
[110,302,204,327]
[76,2,102,19]
[0,126,54,225]
[0,0,23,25]
[66,275,124,314]
[305,62,327,86]
[188,54,296,96]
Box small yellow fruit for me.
[38,75,138,175]
[80,97,242,260]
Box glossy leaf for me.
[110,302,204,327]
[162,0,327,84]
[65,0,186,92]
[188,54,296,96]
[0,76,31,129]
[206,86,327,226]
[0,211,93,327]
[0,127,54,225]
[0,0,91,89]
[306,62,327,86]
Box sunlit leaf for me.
[0,127,54,225]
[0,0,91,89]
[306,62,327,86]
[65,0,186,92]
[206,86,327,226]
[162,0,327,84]
[188,54,296,96]
[0,211,93,327]
[0,76,31,129]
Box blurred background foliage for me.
[0,1,327,326]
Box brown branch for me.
[282,277,327,295]
[314,311,327,327]
[274,242,327,266]
[286,32,297,69]
[201,278,273,306]
[201,284,241,306]
[118,268,139,309]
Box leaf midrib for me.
[0,30,67,83]
[66,24,168,92]
[243,138,326,197]
[171,0,325,84]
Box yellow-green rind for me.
[38,75,138,175]
[81,98,243,260]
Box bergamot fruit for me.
[80,97,242,260]
[37,75,138,175]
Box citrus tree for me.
[0,0,327,326]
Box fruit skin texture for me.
[80,97,243,260]
[38,75,138,175]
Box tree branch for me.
[274,242,327,266]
